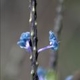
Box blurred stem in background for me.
[50,0,64,71]
[49,0,64,79]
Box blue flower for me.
[65,75,73,80]
[38,31,59,53]
[37,67,46,77]
[37,67,46,80]
[49,31,59,50]
[17,32,31,49]
[17,31,59,53]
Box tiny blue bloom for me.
[20,32,30,41]
[17,32,31,49]
[49,31,59,50]
[37,67,46,77]
[65,75,73,80]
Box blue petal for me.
[49,31,56,40]
[49,31,59,50]
[20,32,30,41]
[17,40,26,48]
[51,42,58,50]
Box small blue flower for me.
[38,31,59,53]
[17,32,31,50]
[37,67,46,77]
[37,67,46,80]
[65,75,73,80]
[49,31,59,50]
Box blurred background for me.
[1,0,80,80]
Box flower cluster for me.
[17,31,59,80]
[17,31,59,53]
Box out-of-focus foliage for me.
[45,69,58,80]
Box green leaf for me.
[45,69,58,80]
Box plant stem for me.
[38,45,53,53]
[29,0,38,80]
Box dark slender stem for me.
[50,0,64,70]
[29,0,38,80]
